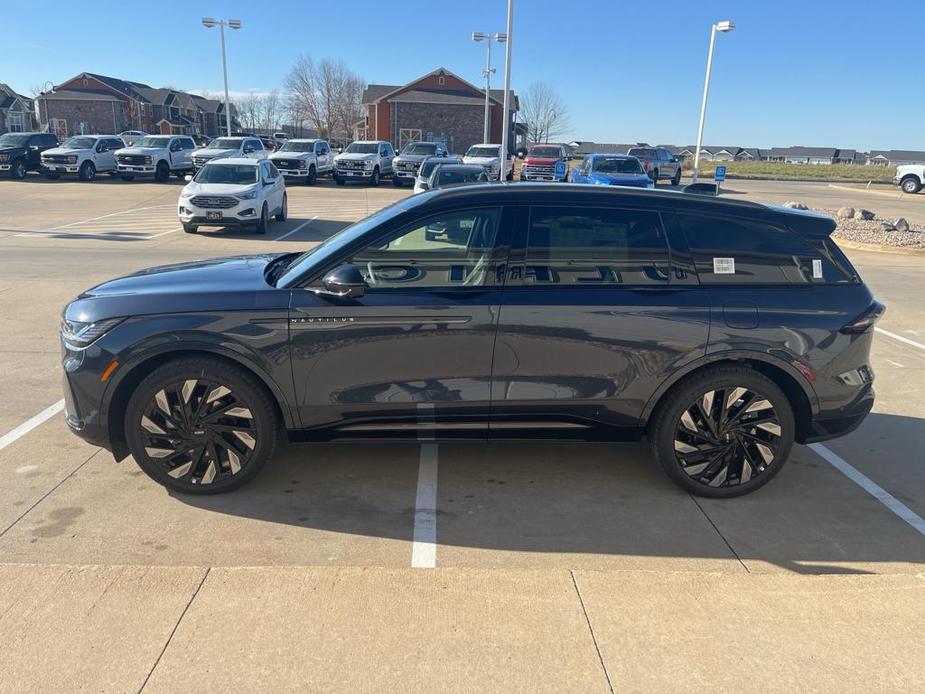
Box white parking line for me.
[47,205,176,230]
[0,400,65,452]
[145,227,182,239]
[876,327,925,353]
[274,215,319,242]
[809,443,925,537]
[411,443,439,568]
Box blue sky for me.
[2,0,921,150]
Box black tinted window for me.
[523,207,670,285]
[679,214,850,284]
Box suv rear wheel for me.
[124,357,278,494]
[900,176,922,194]
[672,168,682,186]
[649,365,795,497]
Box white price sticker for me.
[812,259,823,279]
[713,257,735,274]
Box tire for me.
[174,169,186,179]
[335,175,345,186]
[371,167,380,186]
[648,365,795,498]
[506,169,513,181]
[306,165,317,185]
[120,174,135,181]
[254,203,268,234]
[78,161,96,181]
[154,161,170,183]
[182,223,198,234]
[45,171,60,180]
[124,356,278,494]
[275,194,287,222]
[672,168,681,186]
[393,176,403,187]
[900,176,922,194]
[11,159,27,179]
[650,169,658,187]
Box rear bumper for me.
[800,385,874,443]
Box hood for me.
[0,146,26,155]
[195,147,236,159]
[117,146,167,155]
[66,254,285,322]
[463,156,499,166]
[271,151,312,160]
[590,172,651,185]
[335,153,377,162]
[394,153,433,163]
[181,181,260,197]
[43,146,92,156]
[524,156,563,165]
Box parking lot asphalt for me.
[1,176,924,692]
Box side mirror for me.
[184,174,193,182]
[311,263,367,299]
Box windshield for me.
[401,143,437,156]
[594,157,644,174]
[280,141,316,153]
[345,142,379,154]
[627,148,656,158]
[419,160,445,178]
[0,134,30,147]
[209,138,242,150]
[276,196,425,287]
[134,136,172,148]
[466,146,499,158]
[194,163,258,185]
[438,170,483,185]
[62,137,96,149]
[528,146,561,158]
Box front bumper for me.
[521,173,565,182]
[179,200,261,226]
[118,164,156,174]
[335,168,376,181]
[279,168,310,179]
[0,164,9,171]
[43,163,80,173]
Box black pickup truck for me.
[0,131,59,178]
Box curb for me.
[827,183,920,200]
[834,237,925,256]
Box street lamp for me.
[498,0,514,182]
[202,17,242,137]
[471,31,507,144]
[692,20,734,183]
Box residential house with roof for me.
[767,146,841,164]
[358,68,518,154]
[866,150,925,166]
[569,142,640,156]
[735,148,766,161]
[0,84,35,134]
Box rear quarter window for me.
[679,214,856,285]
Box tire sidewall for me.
[124,358,277,494]
[652,368,795,498]
[80,161,96,181]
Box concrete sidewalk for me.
[2,564,923,693]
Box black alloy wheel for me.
[125,358,277,493]
[371,167,380,186]
[79,161,96,181]
[155,161,170,182]
[11,159,27,179]
[650,366,794,497]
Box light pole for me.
[471,32,507,144]
[692,20,734,183]
[202,17,242,137]
[499,0,514,182]
[41,80,54,132]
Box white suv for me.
[333,140,394,186]
[178,158,287,235]
[192,136,267,171]
[41,135,125,181]
[115,135,197,182]
[270,138,334,185]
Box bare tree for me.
[520,82,570,144]
[284,55,365,141]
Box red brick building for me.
[358,68,518,154]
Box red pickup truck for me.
[519,144,570,182]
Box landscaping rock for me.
[881,221,896,232]
[836,206,856,219]
[856,208,875,221]
[894,218,910,232]
[783,200,808,210]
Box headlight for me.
[364,159,375,169]
[66,156,78,164]
[235,191,258,200]
[0,154,8,162]
[61,317,125,348]
[144,156,153,165]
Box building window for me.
[7,111,26,132]
[438,76,445,86]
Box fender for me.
[639,348,820,422]
[100,336,298,430]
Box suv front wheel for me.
[649,365,795,497]
[124,357,278,494]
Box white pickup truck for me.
[269,138,334,185]
[894,165,924,194]
[115,135,197,182]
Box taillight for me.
[642,161,649,171]
[840,301,885,334]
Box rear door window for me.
[518,207,670,286]
[679,214,854,284]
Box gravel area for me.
[818,208,925,249]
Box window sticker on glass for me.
[713,257,735,274]
[812,258,823,279]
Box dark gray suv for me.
[60,185,880,497]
